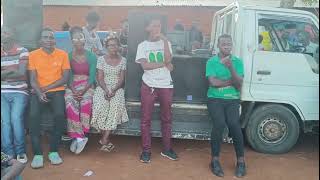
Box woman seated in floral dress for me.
[91,35,129,152]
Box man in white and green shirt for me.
[135,17,177,163]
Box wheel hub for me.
[258,117,287,144]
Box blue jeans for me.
[1,93,28,156]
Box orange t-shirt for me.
[28,48,70,92]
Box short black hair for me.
[86,11,100,22]
[69,26,83,37]
[218,34,232,44]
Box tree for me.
[280,0,319,8]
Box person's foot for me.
[48,152,63,165]
[160,149,178,161]
[235,162,246,177]
[17,153,28,164]
[70,140,77,153]
[75,137,88,154]
[31,155,44,169]
[140,152,151,163]
[210,160,224,177]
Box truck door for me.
[250,12,319,120]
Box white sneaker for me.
[70,140,77,153]
[17,153,28,163]
[75,137,88,154]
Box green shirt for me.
[206,55,244,99]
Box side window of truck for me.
[258,18,319,62]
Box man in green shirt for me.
[206,34,246,177]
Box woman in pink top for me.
[65,26,97,154]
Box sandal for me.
[99,140,115,152]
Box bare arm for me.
[138,59,165,70]
[208,76,233,88]
[96,69,108,93]
[29,70,43,96]
[41,69,70,92]
[2,159,26,180]
[112,69,125,92]
[229,66,243,90]
[162,38,172,64]
[1,60,28,81]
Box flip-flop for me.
[99,140,115,152]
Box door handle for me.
[257,70,271,75]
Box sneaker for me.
[31,155,44,169]
[17,153,28,164]
[61,135,72,141]
[160,149,178,161]
[140,152,151,163]
[235,162,246,177]
[210,160,224,177]
[75,137,88,154]
[48,152,63,165]
[70,140,77,153]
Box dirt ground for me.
[22,133,319,180]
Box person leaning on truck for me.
[135,17,177,163]
[28,27,70,169]
[206,34,246,177]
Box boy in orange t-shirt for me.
[28,28,70,169]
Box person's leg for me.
[224,100,245,160]
[11,93,28,156]
[48,91,67,153]
[80,89,94,136]
[65,90,82,139]
[28,94,43,156]
[158,88,173,152]
[1,94,15,157]
[207,99,226,159]
[207,98,226,177]
[140,83,156,153]
[1,159,26,180]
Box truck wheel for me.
[245,104,300,154]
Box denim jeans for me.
[1,93,28,157]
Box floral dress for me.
[91,56,129,130]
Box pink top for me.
[71,58,89,76]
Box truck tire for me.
[245,104,300,154]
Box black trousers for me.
[29,91,66,155]
[207,98,244,158]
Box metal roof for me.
[43,0,319,8]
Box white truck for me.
[210,2,319,153]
